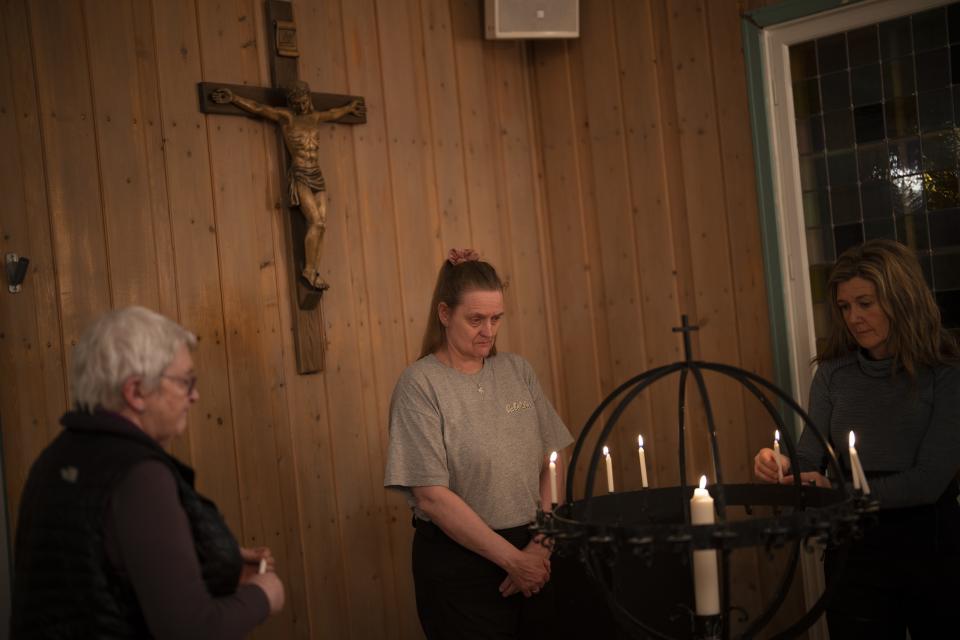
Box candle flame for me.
[603,445,610,457]
[849,431,856,448]
[550,451,558,463]
[775,429,780,442]
[699,475,707,490]
[638,434,644,448]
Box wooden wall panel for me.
[27,1,111,372]
[376,0,442,363]
[532,40,607,494]
[0,0,804,637]
[194,1,302,637]
[489,40,561,402]
[611,0,685,488]
[420,0,472,253]
[150,0,241,523]
[0,0,67,523]
[299,1,399,637]
[83,0,164,311]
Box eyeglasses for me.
[161,374,198,395]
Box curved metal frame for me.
[541,318,872,640]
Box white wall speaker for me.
[484,0,579,40]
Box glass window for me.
[789,2,960,340]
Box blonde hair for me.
[818,239,959,376]
[71,306,196,412]
[418,254,505,360]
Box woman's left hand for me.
[499,539,550,598]
[239,546,275,583]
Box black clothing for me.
[11,410,266,638]
[824,481,960,639]
[411,518,557,639]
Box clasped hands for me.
[499,537,551,598]
[753,448,830,488]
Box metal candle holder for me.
[534,316,877,639]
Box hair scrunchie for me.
[447,248,480,266]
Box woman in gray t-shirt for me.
[385,249,573,638]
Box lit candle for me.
[691,475,720,616]
[848,431,862,492]
[774,429,784,482]
[848,431,871,494]
[603,446,615,493]
[258,557,267,575]
[637,435,649,488]
[549,451,559,505]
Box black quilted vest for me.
[11,410,243,638]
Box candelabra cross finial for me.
[672,314,700,362]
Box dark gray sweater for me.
[795,350,960,509]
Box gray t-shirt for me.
[384,352,573,529]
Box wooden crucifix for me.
[198,0,365,374]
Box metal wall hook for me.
[6,253,30,293]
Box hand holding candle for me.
[691,475,720,616]
[774,430,784,482]
[603,446,615,493]
[549,451,559,506]
[637,435,649,488]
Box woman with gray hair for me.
[11,306,284,639]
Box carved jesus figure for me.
[211,81,365,291]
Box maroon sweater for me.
[103,459,269,638]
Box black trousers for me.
[412,519,558,640]
[824,484,960,640]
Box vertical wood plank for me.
[705,0,806,629]
[194,0,303,636]
[420,0,471,252]
[611,0,686,488]
[0,0,68,529]
[489,41,558,397]
[341,1,423,635]
[127,0,191,464]
[27,0,111,371]
[82,0,163,311]
[296,0,400,637]
[150,0,243,572]
[576,0,654,490]
[530,39,606,493]
[375,0,443,362]
[665,0,762,622]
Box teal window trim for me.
[740,0,869,413]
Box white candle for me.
[603,446,615,493]
[774,430,784,482]
[691,475,720,616]
[258,557,267,575]
[637,435,649,488]
[549,451,559,505]
[848,431,871,495]
[848,431,862,492]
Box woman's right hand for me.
[501,546,550,597]
[754,447,789,483]
[247,571,286,615]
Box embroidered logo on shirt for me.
[505,400,532,414]
[60,466,79,483]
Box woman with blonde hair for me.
[754,239,960,638]
[385,249,573,639]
